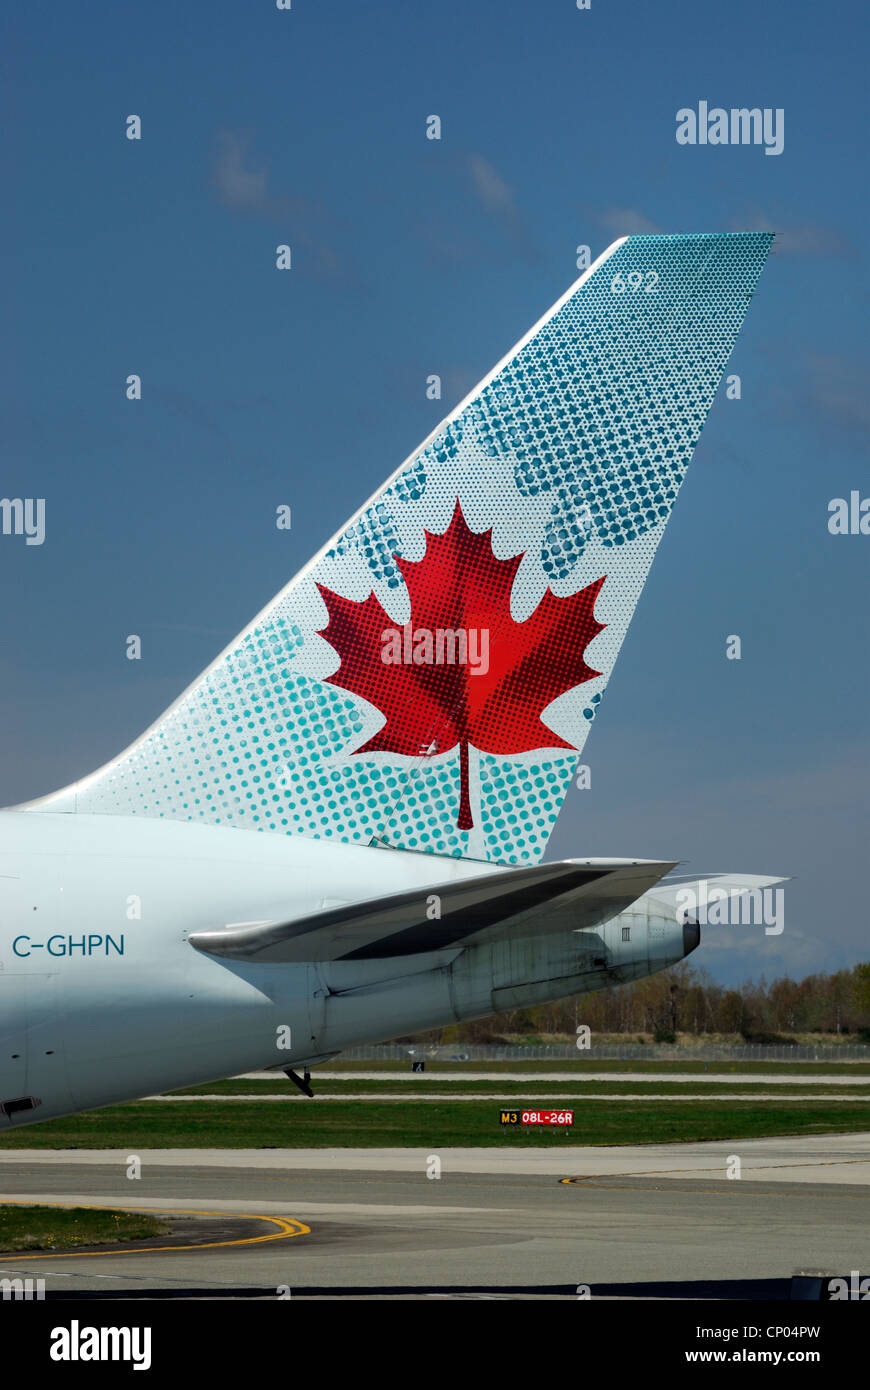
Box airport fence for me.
[338,1043,870,1062]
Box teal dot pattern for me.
[478,754,577,859]
[471,233,770,579]
[327,422,466,588]
[327,454,428,590]
[53,234,772,865]
[583,691,604,722]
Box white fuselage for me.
[0,813,685,1126]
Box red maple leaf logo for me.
[316,501,605,831]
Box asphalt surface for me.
[2,1134,869,1300]
[246,1070,870,1085]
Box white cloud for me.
[466,154,516,216]
[728,209,853,256]
[213,132,272,213]
[596,207,663,236]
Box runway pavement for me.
[2,1134,869,1300]
[246,1070,870,1085]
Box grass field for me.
[3,1057,869,1150]
[2,1100,870,1148]
[0,1205,169,1253]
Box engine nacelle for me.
[312,890,698,1051]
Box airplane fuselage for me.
[0,812,687,1126]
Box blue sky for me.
[3,0,868,984]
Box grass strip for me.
[2,1101,869,1149]
[0,1205,170,1253]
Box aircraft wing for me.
[189,858,675,963]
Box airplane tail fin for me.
[28,233,773,864]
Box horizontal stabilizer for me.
[189,858,675,963]
[649,872,790,911]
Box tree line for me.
[426,961,870,1043]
